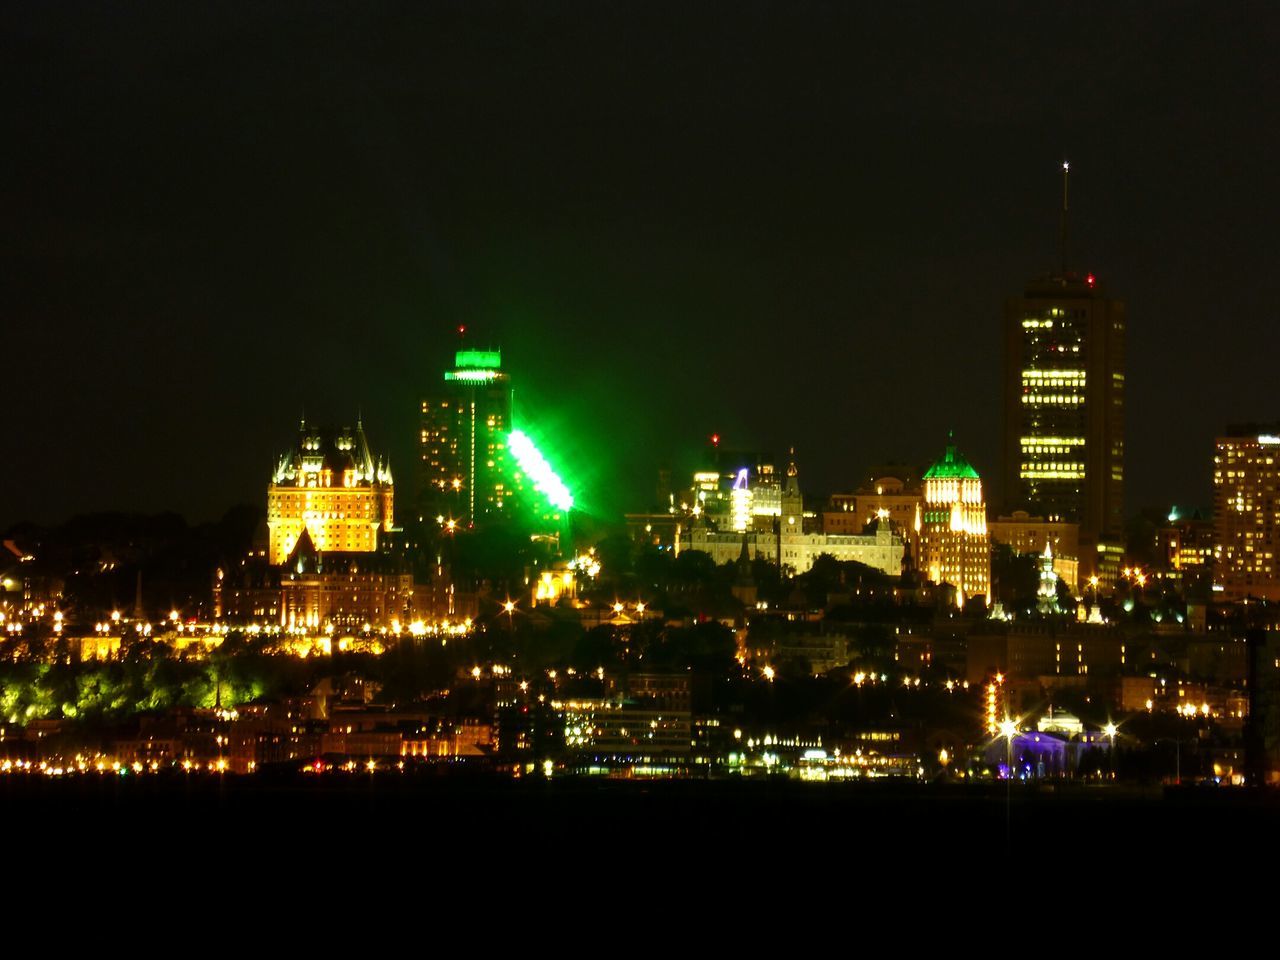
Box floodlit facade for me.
[1213,425,1280,602]
[988,510,1081,592]
[680,451,903,576]
[683,521,903,576]
[266,421,394,565]
[916,436,990,605]
[824,472,922,539]
[1002,273,1125,581]
[418,349,515,524]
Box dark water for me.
[7,771,1276,867]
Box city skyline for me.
[4,6,1280,847]
[5,6,1278,530]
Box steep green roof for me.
[923,438,980,480]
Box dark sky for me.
[4,2,1278,528]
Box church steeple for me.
[782,446,803,530]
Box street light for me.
[1103,721,1118,781]
[998,717,1019,850]
[502,600,516,642]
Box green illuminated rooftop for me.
[455,349,501,369]
[924,437,980,479]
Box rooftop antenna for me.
[1060,159,1070,276]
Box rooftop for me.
[923,437,980,480]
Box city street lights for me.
[503,600,516,642]
[1103,721,1118,781]
[998,716,1018,850]
[998,718,1019,779]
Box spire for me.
[732,532,757,603]
[783,447,801,500]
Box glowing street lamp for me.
[502,600,516,640]
[1104,721,1118,780]
[997,716,1019,848]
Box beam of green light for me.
[507,430,573,512]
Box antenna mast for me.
[1060,159,1070,276]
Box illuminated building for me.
[1002,168,1125,582]
[1036,540,1061,613]
[916,435,990,605]
[681,453,903,575]
[278,533,416,630]
[1213,424,1280,601]
[418,349,516,524]
[824,469,921,539]
[988,510,1080,592]
[266,420,394,566]
[683,516,902,576]
[682,444,784,532]
[1154,507,1214,588]
[531,559,579,606]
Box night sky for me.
[4,3,1278,528]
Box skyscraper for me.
[418,349,515,525]
[916,435,990,605]
[1213,424,1280,602]
[1002,166,1125,582]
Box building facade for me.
[417,349,515,525]
[1002,273,1125,580]
[682,521,903,577]
[1213,425,1280,601]
[988,510,1081,592]
[266,421,394,566]
[824,472,922,540]
[917,436,990,605]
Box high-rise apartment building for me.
[418,349,515,525]
[266,420,394,565]
[1002,165,1126,587]
[1002,273,1125,575]
[916,436,990,605]
[1213,424,1280,601]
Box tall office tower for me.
[1213,424,1280,602]
[266,420,394,565]
[1002,164,1125,583]
[916,435,991,605]
[418,349,515,525]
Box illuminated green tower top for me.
[923,435,981,480]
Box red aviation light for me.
[1086,273,1095,287]
[710,433,721,446]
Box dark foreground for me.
[6,772,1278,872]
